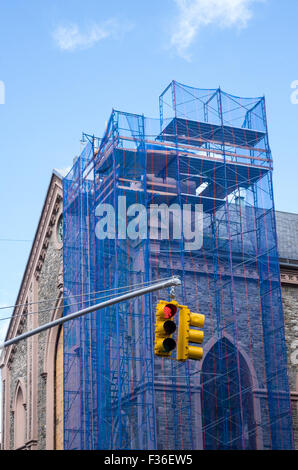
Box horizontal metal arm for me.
[0,276,181,351]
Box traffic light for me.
[177,307,205,361]
[154,300,178,357]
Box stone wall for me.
[37,235,62,449]
[151,264,297,449]
[281,283,298,449]
[8,317,27,449]
[3,203,298,450]
[4,212,62,449]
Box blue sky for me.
[0,0,298,339]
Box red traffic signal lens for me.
[163,304,177,319]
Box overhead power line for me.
[0,277,177,323]
[0,276,174,313]
[0,238,32,242]
[0,276,181,351]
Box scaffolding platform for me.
[158,117,267,148]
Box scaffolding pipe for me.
[0,276,181,351]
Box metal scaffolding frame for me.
[62,81,294,450]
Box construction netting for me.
[62,81,294,450]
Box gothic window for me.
[56,214,63,244]
[55,327,63,450]
[201,337,256,450]
[14,385,26,449]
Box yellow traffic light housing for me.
[154,300,178,357]
[177,307,205,361]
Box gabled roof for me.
[0,171,62,366]
[276,211,298,264]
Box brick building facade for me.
[0,174,297,450]
[0,171,63,450]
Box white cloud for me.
[171,0,263,60]
[0,80,5,105]
[53,18,133,52]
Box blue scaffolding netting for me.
[62,81,294,450]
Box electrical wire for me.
[0,276,175,322]
[0,238,32,242]
[0,275,173,312]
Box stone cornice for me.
[280,267,298,286]
[153,250,298,286]
[34,193,62,281]
[1,173,63,368]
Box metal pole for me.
[0,276,181,351]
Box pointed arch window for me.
[14,382,26,449]
[201,337,257,450]
[55,327,64,450]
